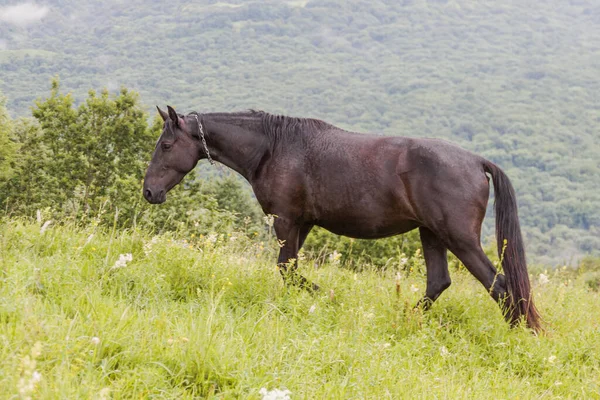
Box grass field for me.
[0,219,599,399]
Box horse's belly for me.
[315,213,419,239]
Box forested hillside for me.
[1,0,599,262]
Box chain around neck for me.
[192,113,215,165]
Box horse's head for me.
[143,106,201,204]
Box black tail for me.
[484,161,541,332]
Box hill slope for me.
[1,219,599,397]
[1,0,599,261]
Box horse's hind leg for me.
[447,237,510,319]
[416,227,451,310]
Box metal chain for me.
[193,113,215,165]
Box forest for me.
[1,0,599,261]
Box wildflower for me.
[98,388,111,400]
[329,250,341,264]
[538,273,550,285]
[309,304,316,314]
[207,234,218,244]
[40,220,52,234]
[410,284,419,293]
[91,337,101,345]
[143,236,159,256]
[259,387,292,400]
[17,342,43,399]
[548,355,557,364]
[263,214,276,227]
[440,346,450,357]
[111,253,133,270]
[31,371,42,383]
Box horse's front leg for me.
[274,217,319,292]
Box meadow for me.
[1,219,599,399]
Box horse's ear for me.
[157,106,169,122]
[167,105,180,127]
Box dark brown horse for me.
[143,106,541,332]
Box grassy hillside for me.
[1,219,599,398]
[1,0,599,261]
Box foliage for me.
[0,95,17,182]
[303,227,423,271]
[0,219,599,398]
[0,81,266,241]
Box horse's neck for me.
[203,114,269,182]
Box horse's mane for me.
[189,110,334,142]
[251,110,332,141]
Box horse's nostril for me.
[145,189,152,200]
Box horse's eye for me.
[161,142,172,151]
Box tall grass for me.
[0,219,598,399]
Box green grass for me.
[0,219,599,399]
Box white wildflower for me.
[440,346,450,357]
[207,233,218,244]
[263,214,276,227]
[111,253,133,270]
[399,255,408,267]
[143,236,159,256]
[538,273,550,285]
[309,304,316,314]
[31,371,41,383]
[548,355,557,364]
[395,272,402,285]
[410,284,419,293]
[328,250,341,264]
[98,388,111,400]
[91,337,101,345]
[40,220,52,234]
[259,387,292,400]
[17,342,42,399]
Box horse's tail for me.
[484,161,541,332]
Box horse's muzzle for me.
[143,187,166,204]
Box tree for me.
[0,94,17,182]
[2,79,155,223]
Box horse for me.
[143,105,541,332]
